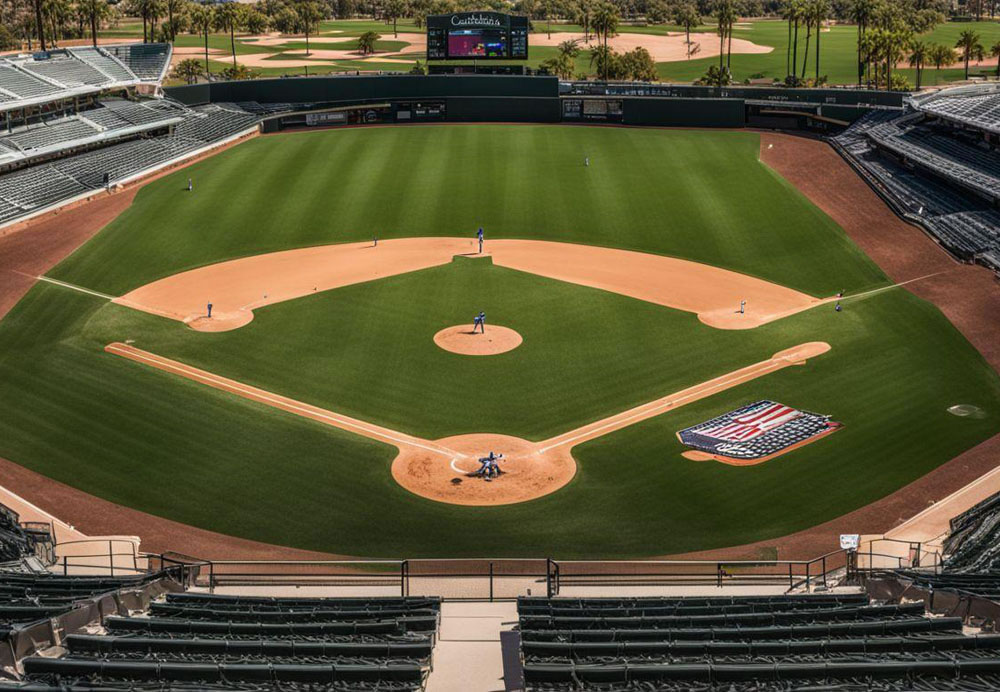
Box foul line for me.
[841,271,949,303]
[32,275,115,301]
[105,343,462,459]
[537,349,819,454]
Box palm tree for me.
[781,0,793,78]
[357,30,379,55]
[31,0,46,50]
[592,3,618,52]
[384,0,405,38]
[172,57,202,83]
[164,0,185,42]
[789,0,804,85]
[297,2,323,55]
[956,29,984,80]
[189,2,212,76]
[78,0,110,46]
[908,40,929,89]
[588,43,616,80]
[811,0,829,83]
[715,0,736,73]
[848,0,875,86]
[992,40,1000,80]
[674,4,700,59]
[930,43,957,85]
[542,39,578,78]
[574,0,593,43]
[799,0,813,80]
[213,1,242,68]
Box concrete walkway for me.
[426,601,522,692]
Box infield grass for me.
[1,125,998,557]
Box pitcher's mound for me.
[185,310,254,332]
[433,325,522,355]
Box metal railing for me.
[125,551,853,600]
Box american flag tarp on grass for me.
[678,400,840,460]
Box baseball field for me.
[1,125,998,558]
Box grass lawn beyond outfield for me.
[0,125,997,558]
[140,18,1000,84]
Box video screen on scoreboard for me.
[447,29,507,58]
[426,12,528,60]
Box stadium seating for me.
[832,97,1000,274]
[0,101,261,225]
[67,47,138,85]
[913,85,1000,134]
[517,595,1000,691]
[0,505,34,565]
[0,64,62,101]
[103,44,171,82]
[14,593,440,691]
[20,57,111,88]
[0,571,170,628]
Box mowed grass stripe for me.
[0,126,994,557]
[50,126,886,297]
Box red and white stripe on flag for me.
[698,402,802,442]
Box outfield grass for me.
[1,125,998,558]
[51,127,884,297]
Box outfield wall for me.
[165,76,895,131]
[623,98,745,128]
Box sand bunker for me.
[529,31,772,62]
[116,238,824,333]
[433,325,522,356]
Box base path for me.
[115,238,824,332]
[106,341,830,506]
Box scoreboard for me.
[426,12,529,61]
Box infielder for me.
[477,227,484,254]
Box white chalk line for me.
[837,271,949,304]
[28,274,115,301]
[106,343,463,459]
[537,357,791,454]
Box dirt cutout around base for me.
[114,238,825,332]
[433,325,522,356]
[107,340,830,506]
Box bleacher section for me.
[0,505,33,565]
[944,490,1000,574]
[0,102,260,225]
[0,44,168,113]
[103,43,171,82]
[913,84,1000,135]
[0,64,62,102]
[67,47,137,85]
[14,593,439,691]
[832,98,1000,274]
[518,595,1000,691]
[0,572,171,629]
